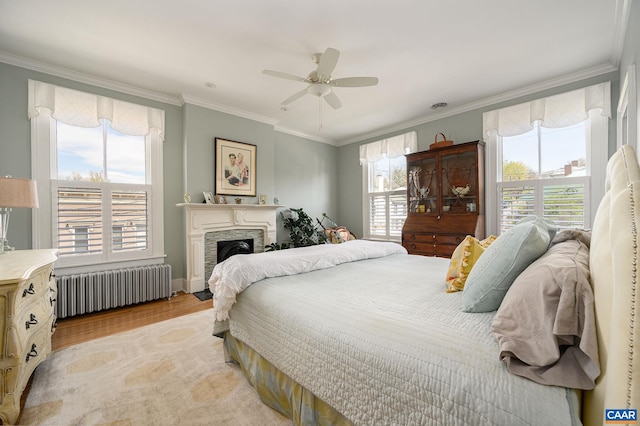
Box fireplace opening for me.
[217,238,254,263]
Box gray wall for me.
[0,61,338,280]
[337,72,620,238]
[619,0,640,152]
[0,62,185,277]
[2,1,638,279]
[274,132,339,242]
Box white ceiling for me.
[0,0,624,145]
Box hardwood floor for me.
[52,291,212,351]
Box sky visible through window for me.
[502,121,586,175]
[56,121,146,184]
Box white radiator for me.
[56,264,172,318]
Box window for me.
[360,132,417,240]
[29,80,165,270]
[483,82,610,236]
[498,121,590,232]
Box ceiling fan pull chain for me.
[319,96,323,131]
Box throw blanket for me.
[209,240,407,321]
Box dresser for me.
[402,141,485,257]
[0,250,57,424]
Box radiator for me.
[56,264,172,319]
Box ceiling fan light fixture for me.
[307,84,331,97]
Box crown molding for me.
[273,125,335,145]
[1,50,619,148]
[0,50,183,106]
[179,94,278,126]
[610,0,632,67]
[337,62,618,146]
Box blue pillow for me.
[461,216,557,313]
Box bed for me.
[209,144,640,425]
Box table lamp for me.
[0,177,39,255]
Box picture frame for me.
[203,191,214,204]
[258,194,267,205]
[215,138,257,196]
[215,195,227,204]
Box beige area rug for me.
[20,309,291,426]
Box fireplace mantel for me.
[177,203,280,293]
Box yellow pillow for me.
[445,235,497,293]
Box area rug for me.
[20,309,291,425]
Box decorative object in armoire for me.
[402,140,485,257]
[430,132,454,150]
[0,176,39,255]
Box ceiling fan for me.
[262,47,379,111]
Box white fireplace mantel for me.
[178,203,280,293]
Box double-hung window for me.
[29,80,165,270]
[483,82,610,235]
[360,132,417,240]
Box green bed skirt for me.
[223,332,353,426]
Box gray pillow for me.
[461,216,556,312]
[491,238,599,389]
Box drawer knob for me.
[25,313,38,330]
[50,296,57,307]
[432,235,436,239]
[411,244,416,250]
[410,234,415,240]
[437,215,441,220]
[22,283,35,297]
[25,343,38,362]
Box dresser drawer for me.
[13,294,54,350]
[13,266,54,315]
[402,241,458,257]
[15,313,54,398]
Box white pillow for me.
[461,216,556,313]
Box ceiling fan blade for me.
[281,88,309,105]
[262,69,308,83]
[316,48,340,80]
[328,77,379,87]
[324,91,342,109]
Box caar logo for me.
[606,409,638,424]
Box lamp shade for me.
[0,177,39,208]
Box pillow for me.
[461,216,557,312]
[445,235,496,292]
[491,238,599,389]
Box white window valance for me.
[359,131,417,164]
[483,82,611,138]
[28,80,165,141]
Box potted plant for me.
[266,208,328,251]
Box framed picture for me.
[215,195,227,204]
[258,194,267,205]
[215,138,257,196]
[203,192,214,204]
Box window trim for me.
[31,108,165,274]
[362,182,405,241]
[486,109,607,235]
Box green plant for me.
[278,207,328,248]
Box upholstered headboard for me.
[585,144,640,425]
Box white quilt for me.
[226,253,581,425]
[208,240,407,321]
